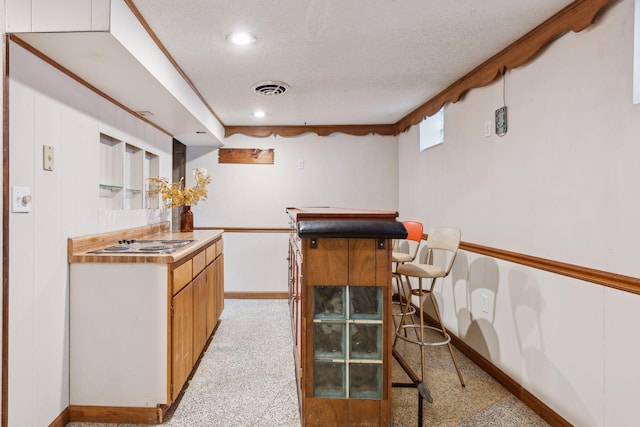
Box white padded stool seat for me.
[392,252,414,263]
[396,263,445,279]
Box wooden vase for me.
[180,205,194,232]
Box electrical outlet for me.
[481,294,489,314]
[297,159,304,169]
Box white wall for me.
[8,41,172,426]
[187,133,399,292]
[0,1,5,424]
[398,1,640,425]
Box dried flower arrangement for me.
[149,168,211,208]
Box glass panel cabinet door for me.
[312,285,384,400]
[314,286,346,319]
[313,361,346,398]
[314,323,345,358]
[350,363,382,399]
[350,324,382,360]
[350,287,382,319]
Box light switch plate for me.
[12,186,32,213]
[484,120,492,137]
[43,145,54,171]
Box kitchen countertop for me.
[68,222,223,264]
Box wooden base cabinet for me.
[170,238,224,401]
[286,207,405,427]
[69,231,224,424]
[172,281,194,400]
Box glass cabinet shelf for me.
[99,184,123,191]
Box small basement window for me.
[419,107,444,151]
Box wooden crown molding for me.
[225,124,398,138]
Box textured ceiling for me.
[131,0,575,127]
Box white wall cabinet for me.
[6,0,110,33]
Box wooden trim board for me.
[218,148,274,164]
[225,291,288,299]
[69,405,166,424]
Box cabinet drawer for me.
[193,250,207,276]
[173,261,192,295]
[216,239,223,257]
[205,238,223,265]
[206,244,216,265]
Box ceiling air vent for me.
[252,81,289,96]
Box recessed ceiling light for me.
[226,32,256,46]
[252,111,266,118]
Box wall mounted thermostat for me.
[495,106,508,136]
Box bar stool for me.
[394,226,465,387]
[391,221,423,327]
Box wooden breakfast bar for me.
[286,207,407,427]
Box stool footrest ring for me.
[394,324,451,346]
[391,300,416,316]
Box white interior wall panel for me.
[5,0,32,32]
[91,0,111,30]
[398,1,639,426]
[603,287,640,426]
[6,0,110,32]
[222,233,289,293]
[32,0,92,31]
[32,84,69,422]
[8,65,37,427]
[8,41,172,426]
[0,5,5,422]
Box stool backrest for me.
[426,227,461,276]
[393,221,423,263]
[403,221,423,243]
